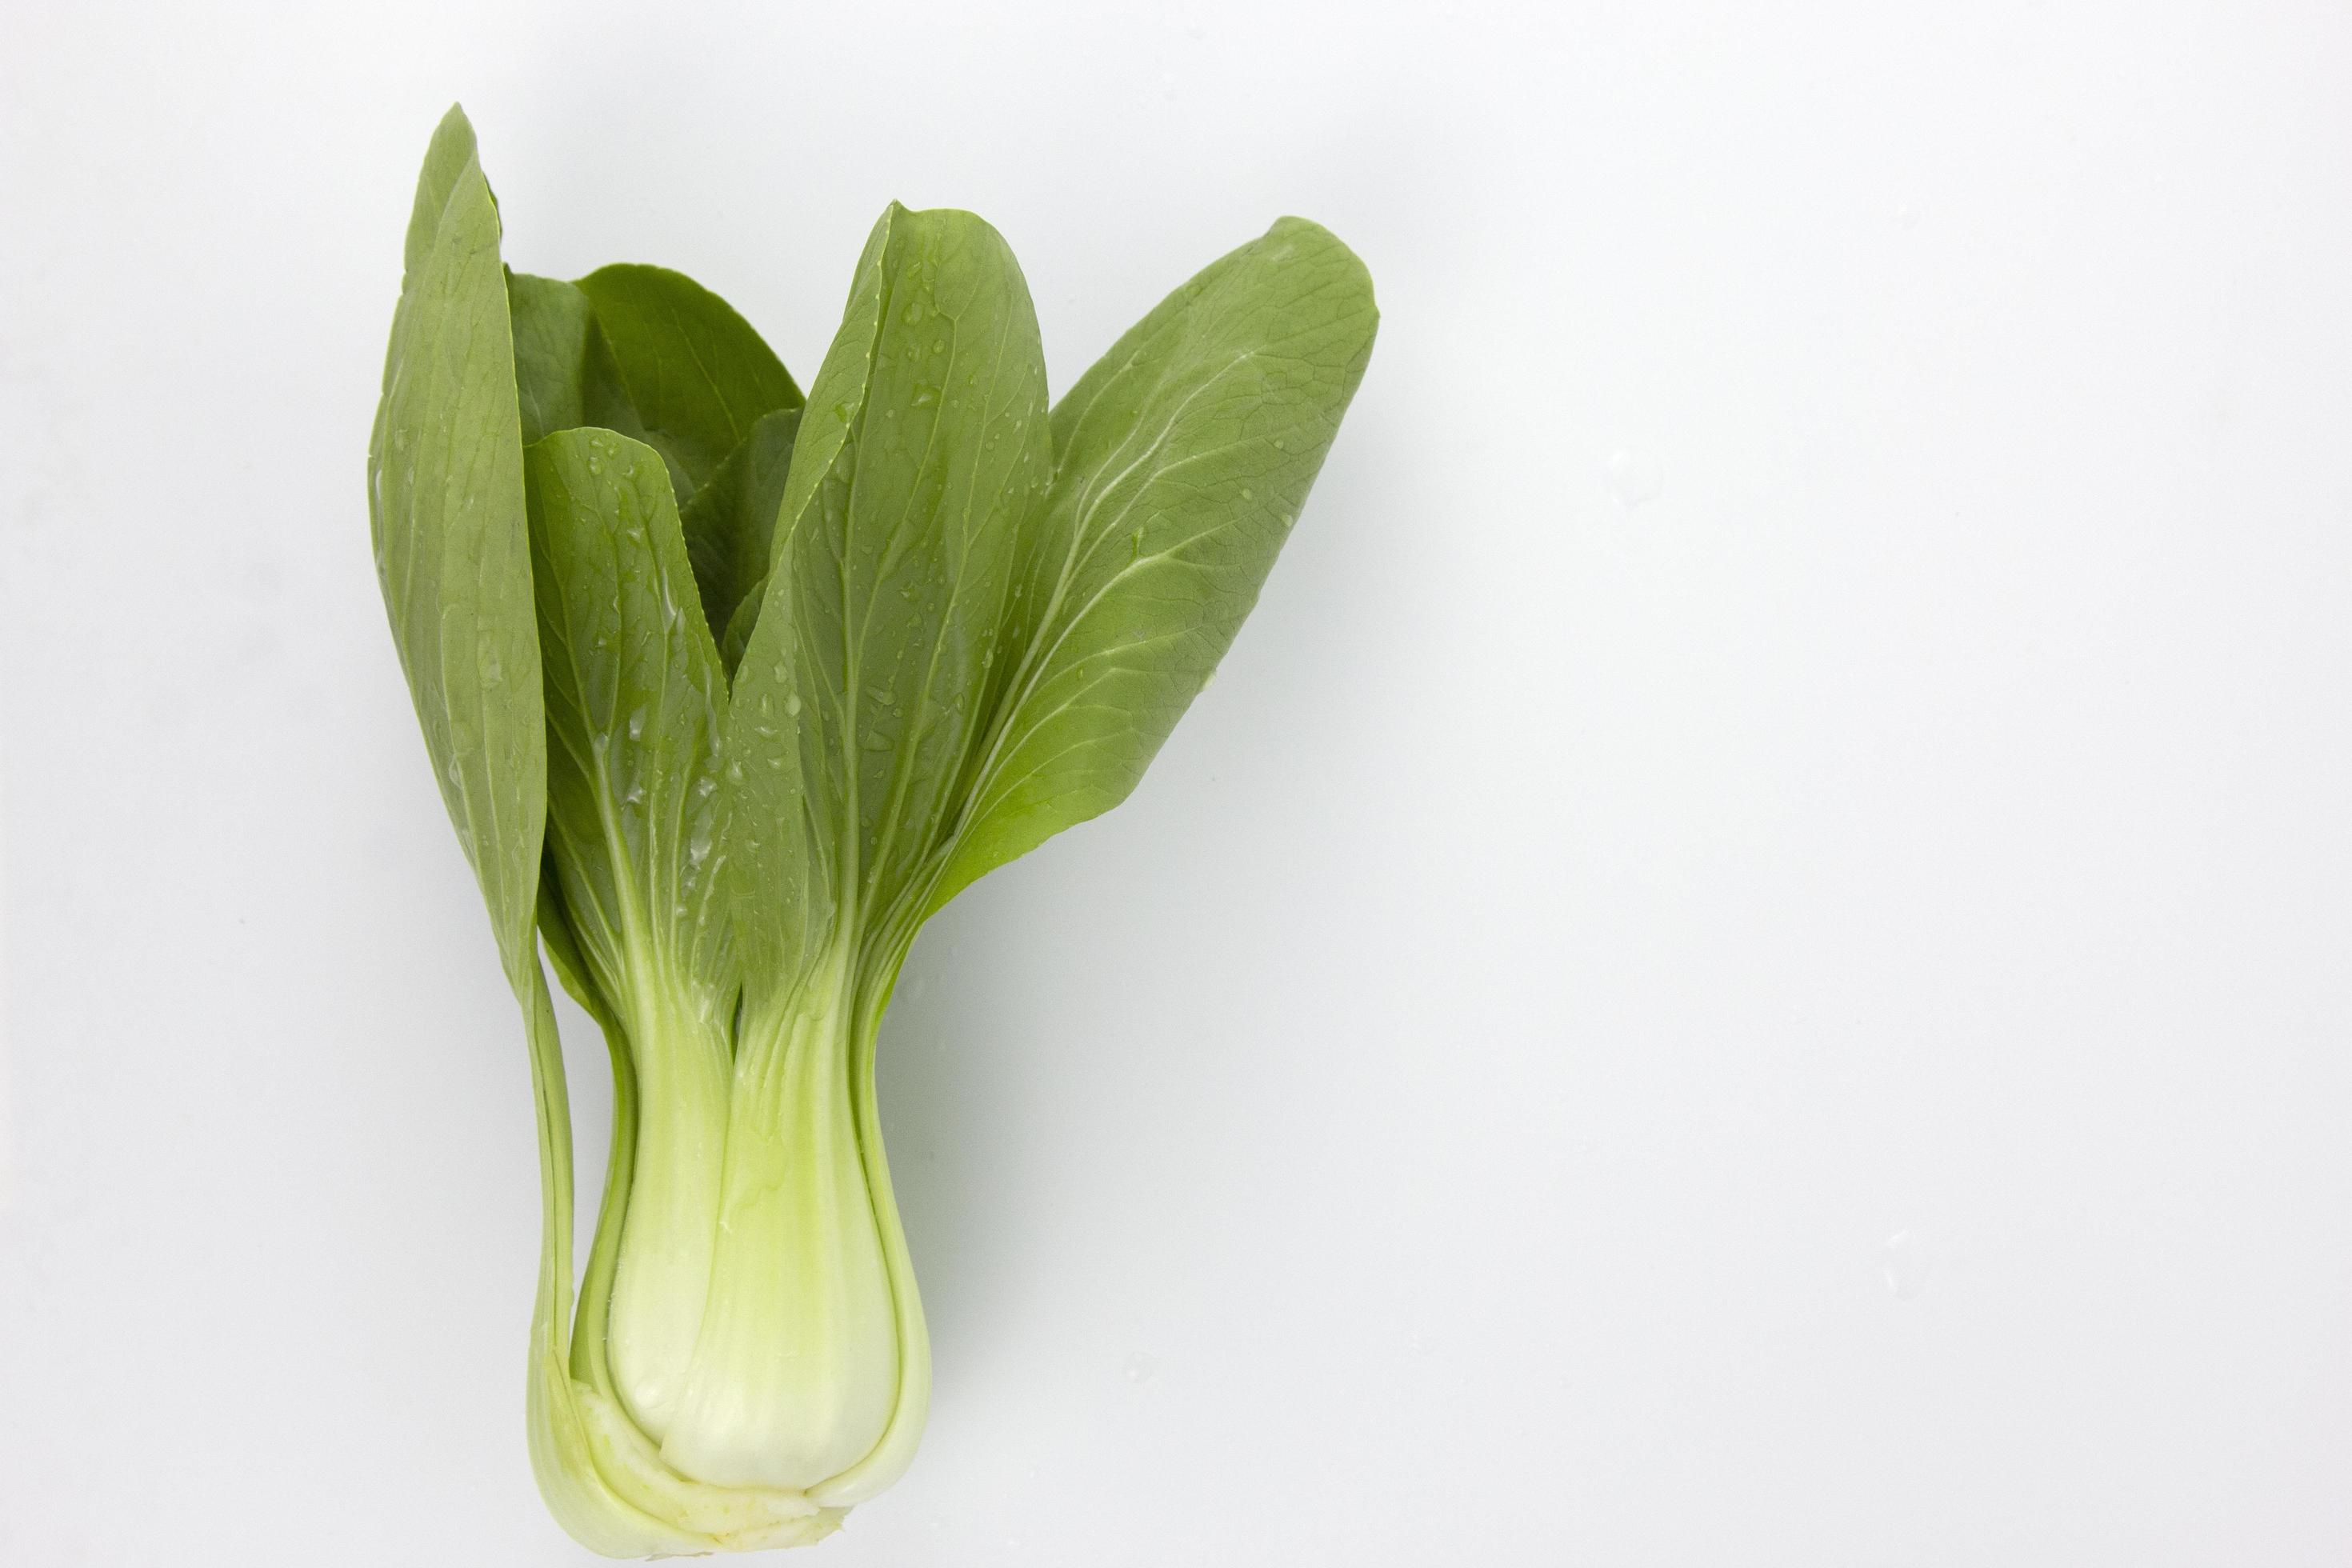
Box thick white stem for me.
[604,992,734,1443]
[655,942,903,1490]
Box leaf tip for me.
[1265,216,1378,323]
[429,102,478,162]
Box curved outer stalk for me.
[810,966,931,1507]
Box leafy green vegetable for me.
[370,104,1376,1555]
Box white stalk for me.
[653,938,904,1490]
[603,981,733,1442]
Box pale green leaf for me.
[931,218,1378,910]
[398,106,482,292]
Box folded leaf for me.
[678,406,802,674]
[577,263,803,502]
[510,262,805,661]
[508,274,596,445]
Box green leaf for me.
[678,406,802,675]
[398,106,483,292]
[368,102,544,986]
[509,273,593,446]
[725,203,1050,985]
[506,271,653,447]
[930,217,1378,910]
[716,565,773,678]
[524,426,734,1006]
[576,263,803,502]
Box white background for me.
[4,1,2350,1562]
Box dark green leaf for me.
[506,271,654,446]
[678,406,802,674]
[509,273,594,445]
[576,264,802,502]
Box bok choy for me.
[368,105,1376,1554]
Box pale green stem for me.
[657,936,902,1490]
[605,990,734,1442]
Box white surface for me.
[4,2,2350,1562]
